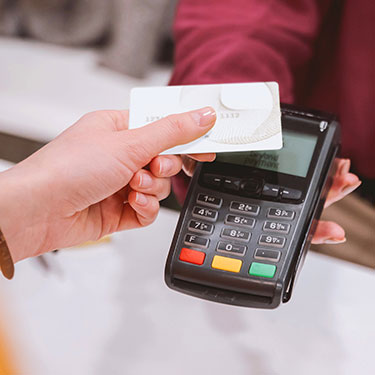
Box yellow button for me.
[212,255,242,273]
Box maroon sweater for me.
[170,0,374,179]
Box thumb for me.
[126,106,216,162]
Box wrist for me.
[0,166,49,262]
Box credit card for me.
[129,82,282,155]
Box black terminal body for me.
[165,104,340,309]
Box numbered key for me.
[258,234,285,248]
[184,234,209,249]
[192,206,218,222]
[230,201,260,216]
[217,241,247,256]
[263,221,290,234]
[188,220,214,235]
[196,193,222,208]
[267,208,295,220]
[221,228,251,242]
[225,214,255,228]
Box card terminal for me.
[165,104,340,309]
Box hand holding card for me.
[129,82,283,155]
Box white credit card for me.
[129,82,283,155]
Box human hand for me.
[0,107,216,262]
[311,158,361,244]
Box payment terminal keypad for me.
[178,189,298,280]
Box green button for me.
[249,262,276,278]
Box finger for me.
[188,153,216,162]
[311,220,346,245]
[325,173,361,208]
[181,155,197,177]
[336,158,350,176]
[149,155,183,178]
[127,190,160,227]
[129,169,171,200]
[125,107,216,169]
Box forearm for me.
[0,166,49,262]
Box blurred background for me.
[0,1,374,375]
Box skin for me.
[0,108,360,263]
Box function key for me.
[212,255,242,273]
[192,206,218,222]
[267,208,295,220]
[179,248,206,265]
[221,228,251,242]
[280,187,302,201]
[223,177,241,191]
[230,201,260,216]
[259,234,285,248]
[202,174,222,188]
[184,234,209,249]
[241,178,262,195]
[196,193,222,208]
[188,220,214,235]
[263,221,290,234]
[249,262,276,278]
[262,184,280,198]
[254,248,281,262]
[225,214,255,228]
[217,241,247,256]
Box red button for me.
[179,248,205,265]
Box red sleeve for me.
[170,0,332,103]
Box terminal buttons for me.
[225,214,255,228]
[192,206,218,222]
[262,184,279,198]
[202,174,222,188]
[241,178,262,195]
[259,234,285,248]
[223,177,241,191]
[196,193,222,209]
[184,234,209,249]
[188,220,213,235]
[212,255,242,273]
[263,221,290,234]
[254,249,281,262]
[267,208,295,220]
[280,187,302,201]
[179,248,205,265]
[221,228,251,242]
[249,262,276,278]
[230,201,260,216]
[217,241,247,256]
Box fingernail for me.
[159,157,174,175]
[135,192,148,206]
[190,106,216,127]
[324,237,346,244]
[139,173,152,188]
[340,180,362,196]
[338,159,351,176]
